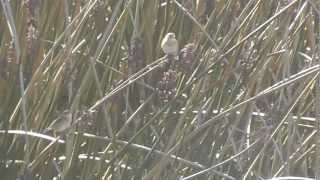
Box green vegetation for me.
[0,0,320,179]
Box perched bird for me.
[161,32,179,56]
[45,111,72,135]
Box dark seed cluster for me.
[178,43,196,75]
[128,37,146,73]
[24,0,40,86]
[156,43,197,104]
[25,0,39,54]
[157,69,178,103]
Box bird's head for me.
[167,32,176,39]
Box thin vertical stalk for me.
[0,0,30,172]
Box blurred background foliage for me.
[0,0,320,179]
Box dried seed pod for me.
[26,21,39,53]
[156,69,178,103]
[178,43,196,75]
[24,0,40,86]
[25,0,40,17]
[128,37,145,73]
[25,0,40,54]
[24,21,38,86]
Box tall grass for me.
[0,0,320,179]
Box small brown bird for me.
[46,111,72,135]
[161,32,179,56]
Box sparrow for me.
[45,111,72,135]
[161,32,178,56]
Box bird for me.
[161,32,179,56]
[45,111,73,135]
